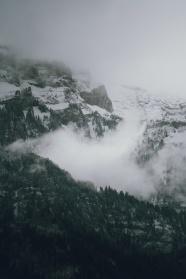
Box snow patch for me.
[0,81,18,100]
[46,103,69,111]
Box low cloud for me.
[33,113,156,197]
[1,0,186,96]
[149,146,186,199]
[6,116,186,200]
[34,120,186,201]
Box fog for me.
[1,0,186,96]
[8,112,156,197]
[7,109,186,199]
[36,124,186,200]
[35,113,154,196]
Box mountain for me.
[105,83,186,209]
[0,46,121,146]
[1,47,186,278]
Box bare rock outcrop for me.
[80,85,113,113]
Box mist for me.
[1,0,186,96]
[6,109,186,200]
[35,115,155,197]
[6,110,155,197]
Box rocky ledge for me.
[80,85,114,113]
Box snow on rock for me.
[0,81,19,100]
[46,103,69,111]
[33,107,50,119]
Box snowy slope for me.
[104,83,186,207]
[1,50,186,207]
[107,83,186,121]
[106,83,186,147]
[0,54,122,142]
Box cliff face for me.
[80,85,114,113]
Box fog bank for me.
[34,113,155,197]
[1,0,186,96]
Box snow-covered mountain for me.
[108,83,186,162]
[0,46,122,142]
[1,46,186,209]
[106,83,186,208]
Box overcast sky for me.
[1,0,186,96]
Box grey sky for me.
[1,0,186,95]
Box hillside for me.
[1,150,186,279]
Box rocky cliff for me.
[80,85,114,113]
